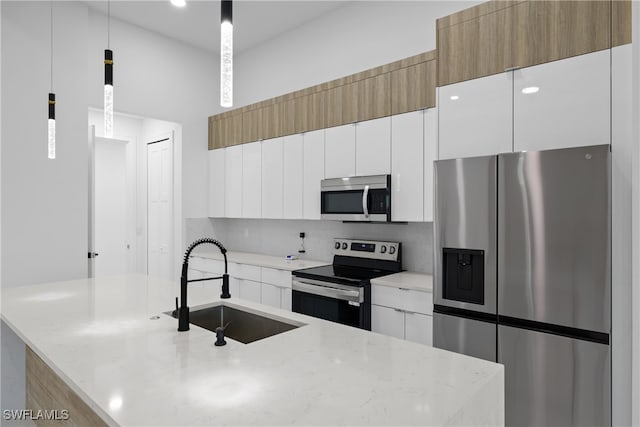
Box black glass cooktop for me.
[292,264,393,287]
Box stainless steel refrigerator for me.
[433,145,611,426]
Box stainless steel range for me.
[291,238,402,330]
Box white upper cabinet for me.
[391,110,424,222]
[208,149,225,218]
[513,49,611,152]
[355,116,391,176]
[303,129,325,219]
[242,141,262,218]
[324,124,356,178]
[423,108,437,222]
[438,72,513,160]
[283,134,304,219]
[261,137,284,219]
[224,144,243,218]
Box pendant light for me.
[104,0,114,137]
[220,0,233,107]
[48,1,56,159]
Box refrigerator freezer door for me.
[498,145,610,333]
[434,155,498,314]
[498,325,610,426]
[433,312,496,362]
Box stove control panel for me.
[332,238,401,262]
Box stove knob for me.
[342,242,348,250]
[380,245,387,254]
[389,246,396,255]
[335,242,341,250]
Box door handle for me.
[88,252,100,259]
[362,185,370,218]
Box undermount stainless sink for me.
[167,303,303,344]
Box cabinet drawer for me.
[190,257,225,275]
[229,263,261,281]
[371,285,433,315]
[261,267,292,288]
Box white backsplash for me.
[185,218,433,274]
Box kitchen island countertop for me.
[1,275,503,426]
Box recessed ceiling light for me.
[521,86,539,94]
[171,0,186,7]
[450,95,459,101]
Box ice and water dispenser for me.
[442,248,484,305]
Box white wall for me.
[233,1,480,107]
[1,1,89,411]
[87,9,216,221]
[632,3,640,425]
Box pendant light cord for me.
[50,0,53,92]
[107,0,110,49]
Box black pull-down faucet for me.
[177,238,230,332]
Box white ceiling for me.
[85,1,349,54]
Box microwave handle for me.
[362,185,370,218]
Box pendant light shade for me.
[48,93,56,159]
[104,49,114,137]
[220,0,233,107]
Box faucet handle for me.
[172,297,179,318]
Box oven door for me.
[291,278,370,330]
[320,175,390,222]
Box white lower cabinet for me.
[260,282,282,308]
[238,278,261,303]
[281,288,292,311]
[260,267,293,311]
[371,305,405,340]
[371,285,433,345]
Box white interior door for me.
[147,137,174,280]
[88,125,134,277]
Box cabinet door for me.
[355,116,391,176]
[224,145,243,218]
[438,72,513,160]
[260,282,282,308]
[261,137,284,219]
[303,129,325,219]
[242,141,262,218]
[391,110,424,222]
[513,50,610,152]
[208,149,225,217]
[324,124,356,178]
[405,312,433,346]
[423,108,437,222]
[238,279,261,303]
[371,304,405,340]
[281,288,292,311]
[283,134,304,218]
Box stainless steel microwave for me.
[320,174,391,222]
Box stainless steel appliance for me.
[433,145,611,426]
[320,175,391,222]
[292,238,401,329]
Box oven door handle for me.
[292,279,363,304]
[362,185,370,218]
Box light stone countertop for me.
[1,275,503,426]
[191,249,329,271]
[371,272,434,292]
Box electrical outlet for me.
[299,232,305,238]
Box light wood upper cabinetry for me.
[209,110,242,149]
[437,0,621,87]
[391,57,436,115]
[612,0,632,47]
[512,1,610,70]
[357,74,390,121]
[209,50,436,150]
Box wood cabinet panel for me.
[282,91,326,135]
[391,61,436,115]
[326,82,358,128]
[612,0,632,47]
[242,103,282,143]
[512,1,610,70]
[27,347,108,427]
[210,112,242,149]
[357,74,390,121]
[438,6,513,86]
